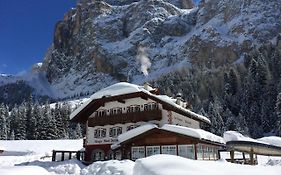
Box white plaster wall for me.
[87,120,161,145]
[171,111,200,129]
[160,109,200,129]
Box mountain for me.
[1,0,280,100]
[1,0,281,137]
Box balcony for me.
[88,109,162,127]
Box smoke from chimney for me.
[136,46,151,76]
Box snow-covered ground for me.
[0,139,281,175]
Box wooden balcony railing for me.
[88,109,162,127]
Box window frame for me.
[178,144,195,159]
[146,146,160,157]
[94,128,106,138]
[131,146,145,160]
[161,145,177,155]
[109,126,122,137]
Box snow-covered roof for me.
[224,131,281,148]
[70,82,210,124]
[0,146,4,151]
[112,124,225,149]
[257,136,281,147]
[112,124,158,149]
[162,124,225,144]
[223,131,261,143]
[119,124,157,143]
[70,82,149,120]
[154,95,210,123]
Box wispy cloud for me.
[1,64,8,68]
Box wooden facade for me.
[113,128,224,160]
[88,109,162,126]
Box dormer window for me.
[151,103,157,110]
[144,102,157,111]
[117,108,122,114]
[135,105,140,112]
[97,110,106,117]
[127,105,140,113]
[110,108,122,115]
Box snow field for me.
[133,154,281,175]
[1,138,281,175]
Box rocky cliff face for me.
[1,0,281,100]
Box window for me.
[209,147,215,160]
[151,103,157,110]
[161,145,177,155]
[96,110,106,117]
[94,128,106,138]
[135,105,140,112]
[144,104,148,111]
[132,146,145,160]
[214,148,218,160]
[109,108,122,115]
[127,106,131,113]
[146,146,160,157]
[178,145,195,159]
[117,108,122,114]
[127,125,139,131]
[144,103,157,111]
[109,127,122,137]
[197,144,204,160]
[203,146,209,160]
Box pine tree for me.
[40,101,57,139]
[0,103,8,139]
[15,104,27,140]
[207,99,224,136]
[275,93,281,136]
[9,107,18,139]
[26,95,37,139]
[223,108,236,131]
[54,103,66,139]
[236,113,249,136]
[74,124,83,139]
[32,102,42,139]
[228,69,238,95]
[61,102,72,138]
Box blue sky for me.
[0,0,76,74]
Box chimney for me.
[144,82,153,91]
[176,93,182,106]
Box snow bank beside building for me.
[0,139,83,155]
[133,154,281,175]
[81,160,134,175]
[0,166,51,175]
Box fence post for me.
[52,150,56,162]
[61,152,65,161]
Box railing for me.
[88,109,162,126]
[52,150,85,162]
